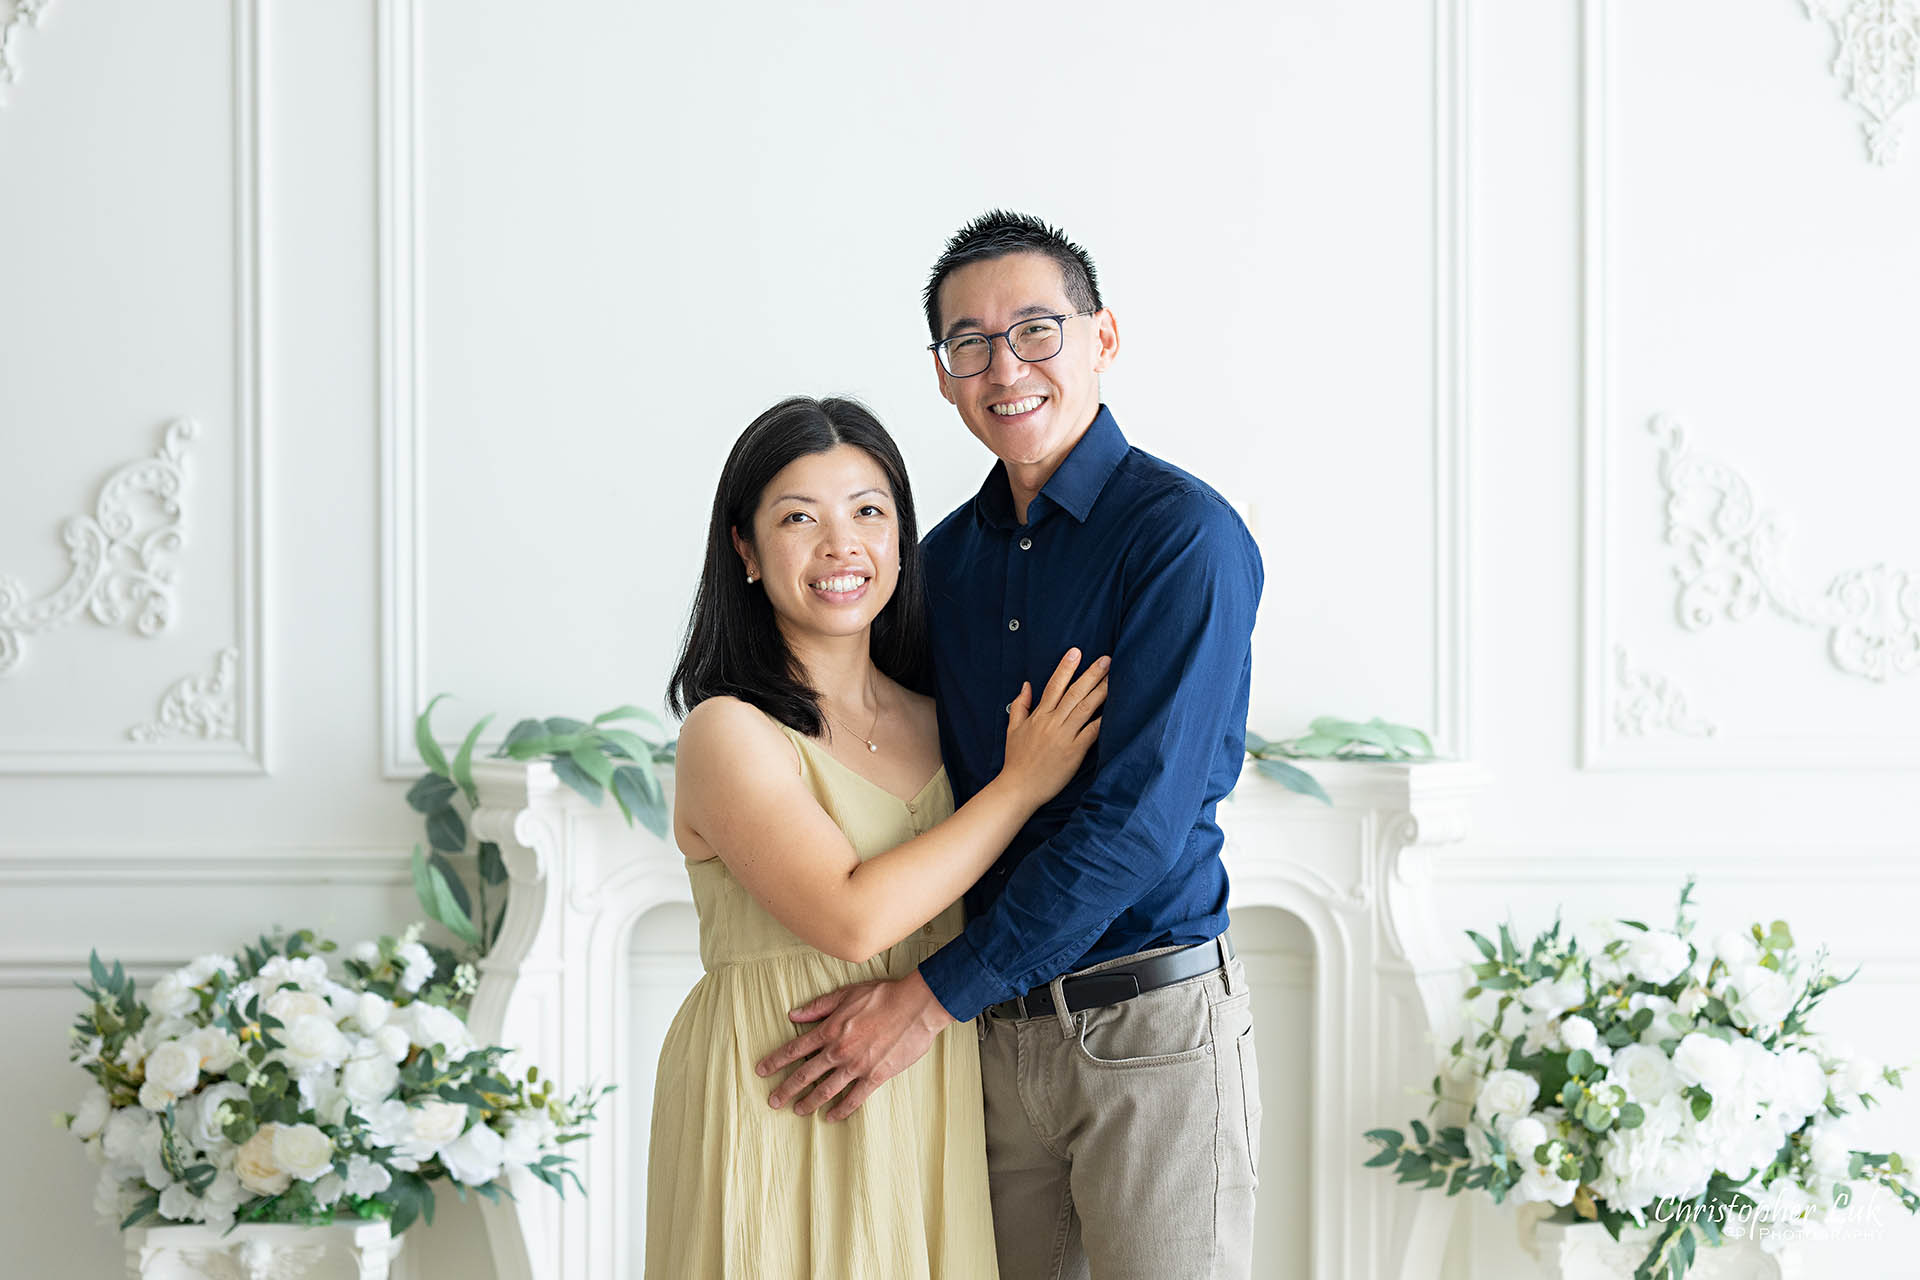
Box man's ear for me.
[1092,308,1120,374]
[729,526,758,580]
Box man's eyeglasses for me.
[928,311,1098,378]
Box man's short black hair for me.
[922,210,1103,341]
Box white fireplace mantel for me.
[466,756,1492,1280]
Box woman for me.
[646,396,1106,1278]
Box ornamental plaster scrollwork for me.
[0,0,57,104]
[127,646,239,743]
[1650,414,1920,682]
[1805,0,1920,166]
[0,418,196,675]
[1612,645,1717,738]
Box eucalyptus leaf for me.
[568,745,618,789]
[544,717,590,736]
[415,694,453,778]
[593,704,666,731]
[478,841,508,886]
[1251,756,1332,805]
[1286,733,1349,758]
[497,718,544,755]
[612,765,668,838]
[429,851,473,920]
[406,773,457,814]
[426,806,467,854]
[597,727,659,763]
[452,713,496,807]
[424,860,479,947]
[551,754,605,805]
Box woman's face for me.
[733,444,901,645]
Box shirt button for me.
[1019,536,1033,551]
[1008,619,1020,632]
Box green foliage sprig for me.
[406,696,677,952]
[1245,716,1437,805]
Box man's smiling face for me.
[932,251,1116,482]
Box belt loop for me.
[1049,972,1075,1039]
[1218,933,1239,997]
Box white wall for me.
[1,1,1916,1276]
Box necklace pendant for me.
[866,741,878,753]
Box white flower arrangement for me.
[62,925,607,1236]
[1365,881,1917,1280]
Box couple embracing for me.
[646,211,1265,1280]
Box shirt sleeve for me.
[919,490,1264,1021]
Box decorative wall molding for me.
[1804,0,1920,166]
[378,0,426,778]
[1579,2,1920,769]
[1432,0,1476,761]
[127,645,240,742]
[0,0,265,774]
[1652,413,1920,684]
[0,0,56,104]
[1611,645,1716,738]
[0,418,195,674]
[0,846,411,887]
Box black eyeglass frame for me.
[927,310,1100,378]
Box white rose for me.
[1809,1129,1852,1181]
[272,1123,334,1182]
[1672,1033,1740,1096]
[71,1086,112,1139]
[397,942,435,995]
[354,993,392,1033]
[401,1100,470,1160]
[1712,929,1760,970]
[501,1111,557,1166]
[342,1154,393,1197]
[256,955,329,992]
[101,1108,153,1167]
[149,973,198,1019]
[375,1024,413,1063]
[184,954,239,987]
[1728,965,1795,1030]
[1774,1049,1828,1123]
[1559,1015,1598,1055]
[296,1072,350,1128]
[341,1053,401,1110]
[1609,1043,1681,1103]
[1475,1069,1541,1123]
[138,1080,176,1113]
[265,988,331,1027]
[279,1014,351,1075]
[1675,986,1709,1019]
[349,940,381,965]
[364,1101,415,1153]
[401,1002,474,1059]
[186,1081,248,1150]
[1518,977,1585,1017]
[234,1125,292,1196]
[143,1016,196,1054]
[311,1172,344,1208]
[1515,1164,1579,1207]
[94,1167,137,1224]
[187,1026,241,1075]
[1841,1055,1881,1099]
[439,1121,506,1186]
[158,1183,199,1222]
[1625,931,1691,986]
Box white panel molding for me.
[0,847,409,887]
[0,418,196,672]
[1803,0,1920,166]
[1578,1,1919,770]
[0,0,266,775]
[126,645,240,742]
[0,0,56,104]
[378,0,426,779]
[1432,0,1476,761]
[1611,644,1716,739]
[1432,843,1920,884]
[1652,413,1920,684]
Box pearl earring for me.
[746,572,757,584]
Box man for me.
[756,211,1264,1278]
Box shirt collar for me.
[972,404,1129,530]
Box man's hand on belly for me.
[755,970,956,1121]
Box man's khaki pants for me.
[977,943,1261,1280]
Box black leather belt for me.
[985,934,1235,1021]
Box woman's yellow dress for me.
[644,721,999,1279]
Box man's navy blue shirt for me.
[917,406,1264,1022]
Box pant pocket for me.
[1236,1025,1262,1183]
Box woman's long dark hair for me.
[667,396,931,735]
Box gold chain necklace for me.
[820,690,882,753]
